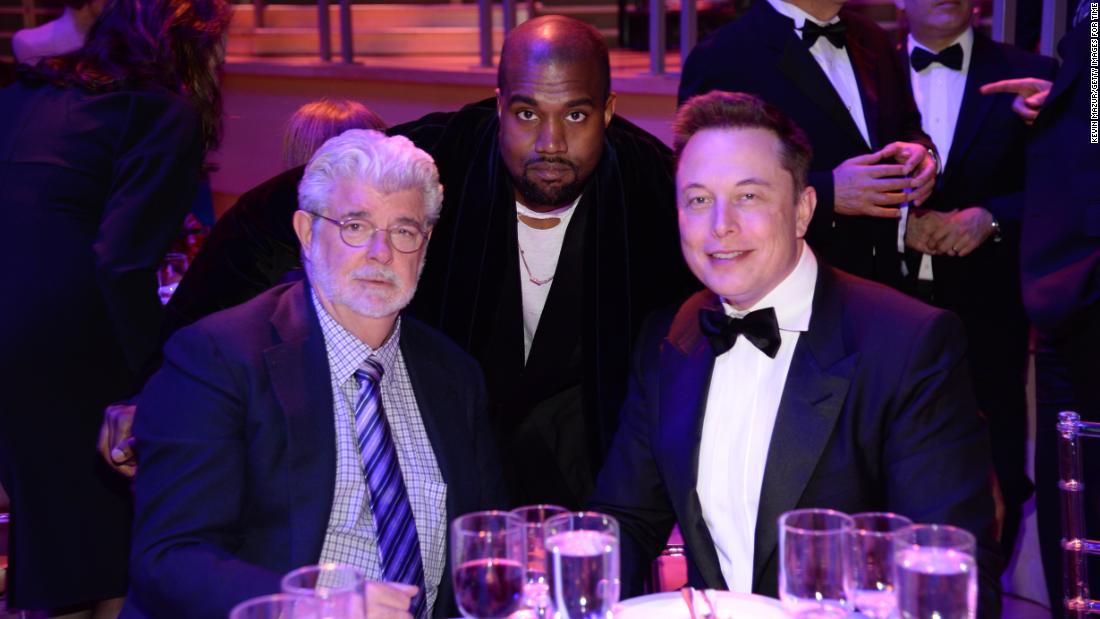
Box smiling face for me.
[677,127,815,310]
[497,57,615,211]
[295,179,430,323]
[901,0,971,46]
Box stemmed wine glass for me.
[451,510,527,618]
[510,504,568,617]
[543,511,620,619]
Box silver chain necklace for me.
[519,246,554,286]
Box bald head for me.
[498,15,611,101]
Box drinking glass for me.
[778,508,854,618]
[510,504,568,617]
[229,593,322,619]
[281,563,367,619]
[157,252,189,304]
[543,511,620,619]
[849,512,913,619]
[451,510,527,618]
[893,524,977,619]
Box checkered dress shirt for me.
[312,290,447,615]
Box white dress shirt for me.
[908,28,973,280]
[766,0,871,148]
[697,244,818,593]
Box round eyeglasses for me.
[308,211,428,254]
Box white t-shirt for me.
[516,199,579,361]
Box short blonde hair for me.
[282,98,386,169]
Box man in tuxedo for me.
[122,130,506,619]
[121,17,696,508]
[895,0,1057,557]
[678,0,937,288]
[983,6,1100,611]
[588,91,1002,616]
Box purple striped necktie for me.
[354,356,428,619]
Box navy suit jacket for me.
[678,2,932,287]
[589,264,1002,617]
[1021,22,1100,331]
[122,280,508,619]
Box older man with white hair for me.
[123,130,507,619]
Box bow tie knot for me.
[699,307,782,358]
[800,20,846,49]
[910,43,963,71]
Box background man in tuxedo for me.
[123,130,506,619]
[895,0,1057,558]
[588,91,1002,617]
[678,0,937,288]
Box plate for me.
[615,590,791,619]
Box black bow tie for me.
[910,43,963,71]
[699,307,781,358]
[800,20,846,49]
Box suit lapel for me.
[758,1,868,153]
[659,293,726,588]
[264,281,337,568]
[944,33,998,183]
[751,268,857,588]
[844,19,880,151]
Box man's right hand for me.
[980,78,1053,125]
[365,582,418,618]
[97,403,137,477]
[833,149,913,218]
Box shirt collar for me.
[722,241,817,333]
[907,26,974,72]
[766,0,841,33]
[311,287,402,383]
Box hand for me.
[97,403,137,477]
[365,582,418,618]
[905,209,952,254]
[832,149,913,218]
[928,207,995,257]
[980,78,1053,125]
[881,141,936,207]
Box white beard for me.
[306,242,424,319]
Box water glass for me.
[229,593,322,619]
[778,508,854,618]
[849,512,913,619]
[510,504,568,617]
[451,510,527,618]
[893,524,977,619]
[543,511,620,619]
[157,252,189,304]
[281,563,367,619]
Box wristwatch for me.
[927,147,941,176]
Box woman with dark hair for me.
[0,0,230,615]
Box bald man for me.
[396,16,697,508]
